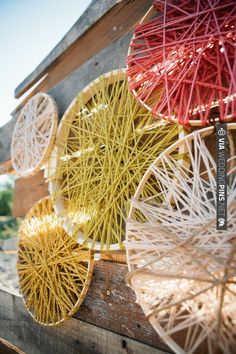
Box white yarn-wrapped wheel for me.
[126,123,236,354]
[11,93,58,177]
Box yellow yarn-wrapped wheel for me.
[11,93,58,177]
[17,197,93,326]
[48,69,184,251]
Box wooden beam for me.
[13,0,152,115]
[0,160,14,175]
[76,260,170,351]
[0,337,25,354]
[0,117,18,163]
[14,0,117,99]
[12,170,49,218]
[100,251,126,263]
[0,288,170,354]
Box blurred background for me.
[0,175,19,291]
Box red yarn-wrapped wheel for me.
[127,0,236,126]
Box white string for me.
[11,93,57,177]
[126,125,236,354]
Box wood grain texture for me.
[0,116,18,163]
[12,170,49,218]
[0,160,14,175]
[0,337,25,354]
[100,251,126,263]
[0,288,170,354]
[48,31,132,117]
[14,0,117,99]
[14,0,152,100]
[76,261,171,352]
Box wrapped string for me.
[17,197,94,326]
[126,124,236,354]
[48,70,183,251]
[11,93,58,177]
[126,0,236,126]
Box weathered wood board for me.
[15,0,153,100]
[0,160,13,175]
[0,288,170,354]
[0,117,18,164]
[77,261,170,352]
[12,170,49,218]
[14,0,117,98]
[0,337,25,354]
[48,31,132,117]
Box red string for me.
[126,0,236,126]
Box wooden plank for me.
[0,160,14,175]
[0,117,18,163]
[76,261,171,352]
[100,251,126,263]
[12,170,49,218]
[0,289,170,354]
[15,0,152,100]
[0,337,25,354]
[14,0,117,98]
[47,31,132,117]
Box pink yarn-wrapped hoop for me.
[127,0,236,127]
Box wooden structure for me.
[0,1,172,353]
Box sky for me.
[0,0,91,128]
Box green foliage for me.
[0,183,13,216]
[0,217,20,241]
[0,178,21,241]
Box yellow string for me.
[17,197,93,326]
[50,71,183,250]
